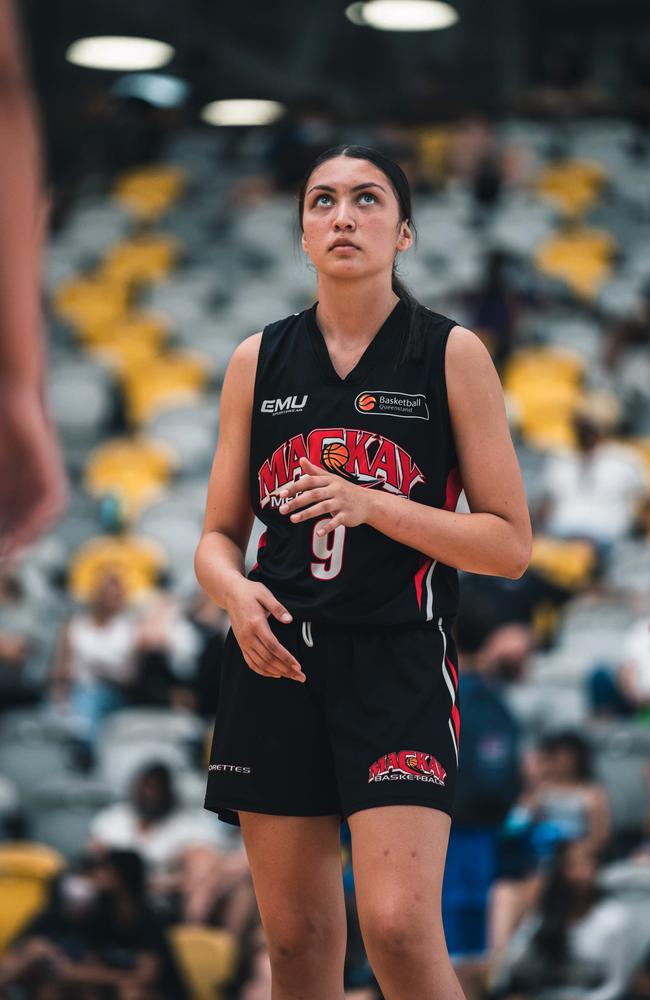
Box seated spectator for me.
[87,762,257,937]
[0,847,189,999]
[588,616,650,719]
[524,731,611,858]
[488,729,613,971]
[488,838,635,1000]
[129,589,202,711]
[0,856,100,998]
[49,569,138,750]
[534,394,648,559]
[83,849,189,999]
[87,763,273,998]
[0,557,55,711]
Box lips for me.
[330,240,359,250]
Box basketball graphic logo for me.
[357,393,376,411]
[322,441,349,472]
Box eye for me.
[312,191,377,206]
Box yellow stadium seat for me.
[113,166,187,222]
[84,436,178,520]
[530,536,597,589]
[88,335,163,375]
[120,350,212,425]
[68,535,168,601]
[502,348,584,448]
[0,842,65,955]
[98,234,181,286]
[74,311,169,348]
[536,158,608,217]
[167,924,239,1000]
[53,275,129,330]
[534,223,617,300]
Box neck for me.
[315,276,400,347]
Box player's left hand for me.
[278,456,370,536]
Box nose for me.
[333,198,355,229]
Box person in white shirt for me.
[87,760,256,938]
[588,617,650,718]
[49,570,138,745]
[490,838,635,1000]
[536,395,648,552]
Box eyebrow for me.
[306,182,386,195]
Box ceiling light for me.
[352,0,458,31]
[66,36,174,71]
[200,99,285,127]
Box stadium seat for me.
[0,842,65,955]
[167,924,239,1000]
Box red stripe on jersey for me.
[414,555,433,610]
[443,465,462,511]
[251,529,267,572]
[446,654,458,690]
[451,703,460,743]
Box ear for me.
[397,220,412,249]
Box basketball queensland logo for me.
[355,390,429,420]
[368,749,447,786]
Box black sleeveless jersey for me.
[245,295,464,628]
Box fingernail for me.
[282,612,292,622]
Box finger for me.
[288,499,335,524]
[256,594,293,624]
[280,486,329,513]
[248,644,284,677]
[255,639,306,681]
[299,457,324,475]
[317,514,343,536]
[255,626,302,673]
[243,647,283,678]
[280,470,330,496]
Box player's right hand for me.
[227,580,306,682]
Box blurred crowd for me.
[1,55,650,1000]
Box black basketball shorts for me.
[203,614,460,827]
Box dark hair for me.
[532,839,604,963]
[103,848,147,898]
[539,730,594,782]
[296,144,430,370]
[132,761,177,811]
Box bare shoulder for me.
[227,330,263,377]
[446,324,497,373]
[220,331,263,404]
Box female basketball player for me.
[195,144,532,1000]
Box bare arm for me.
[50,617,73,698]
[0,0,48,389]
[0,1,69,560]
[584,784,611,853]
[364,326,533,578]
[194,334,260,611]
[194,334,305,682]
